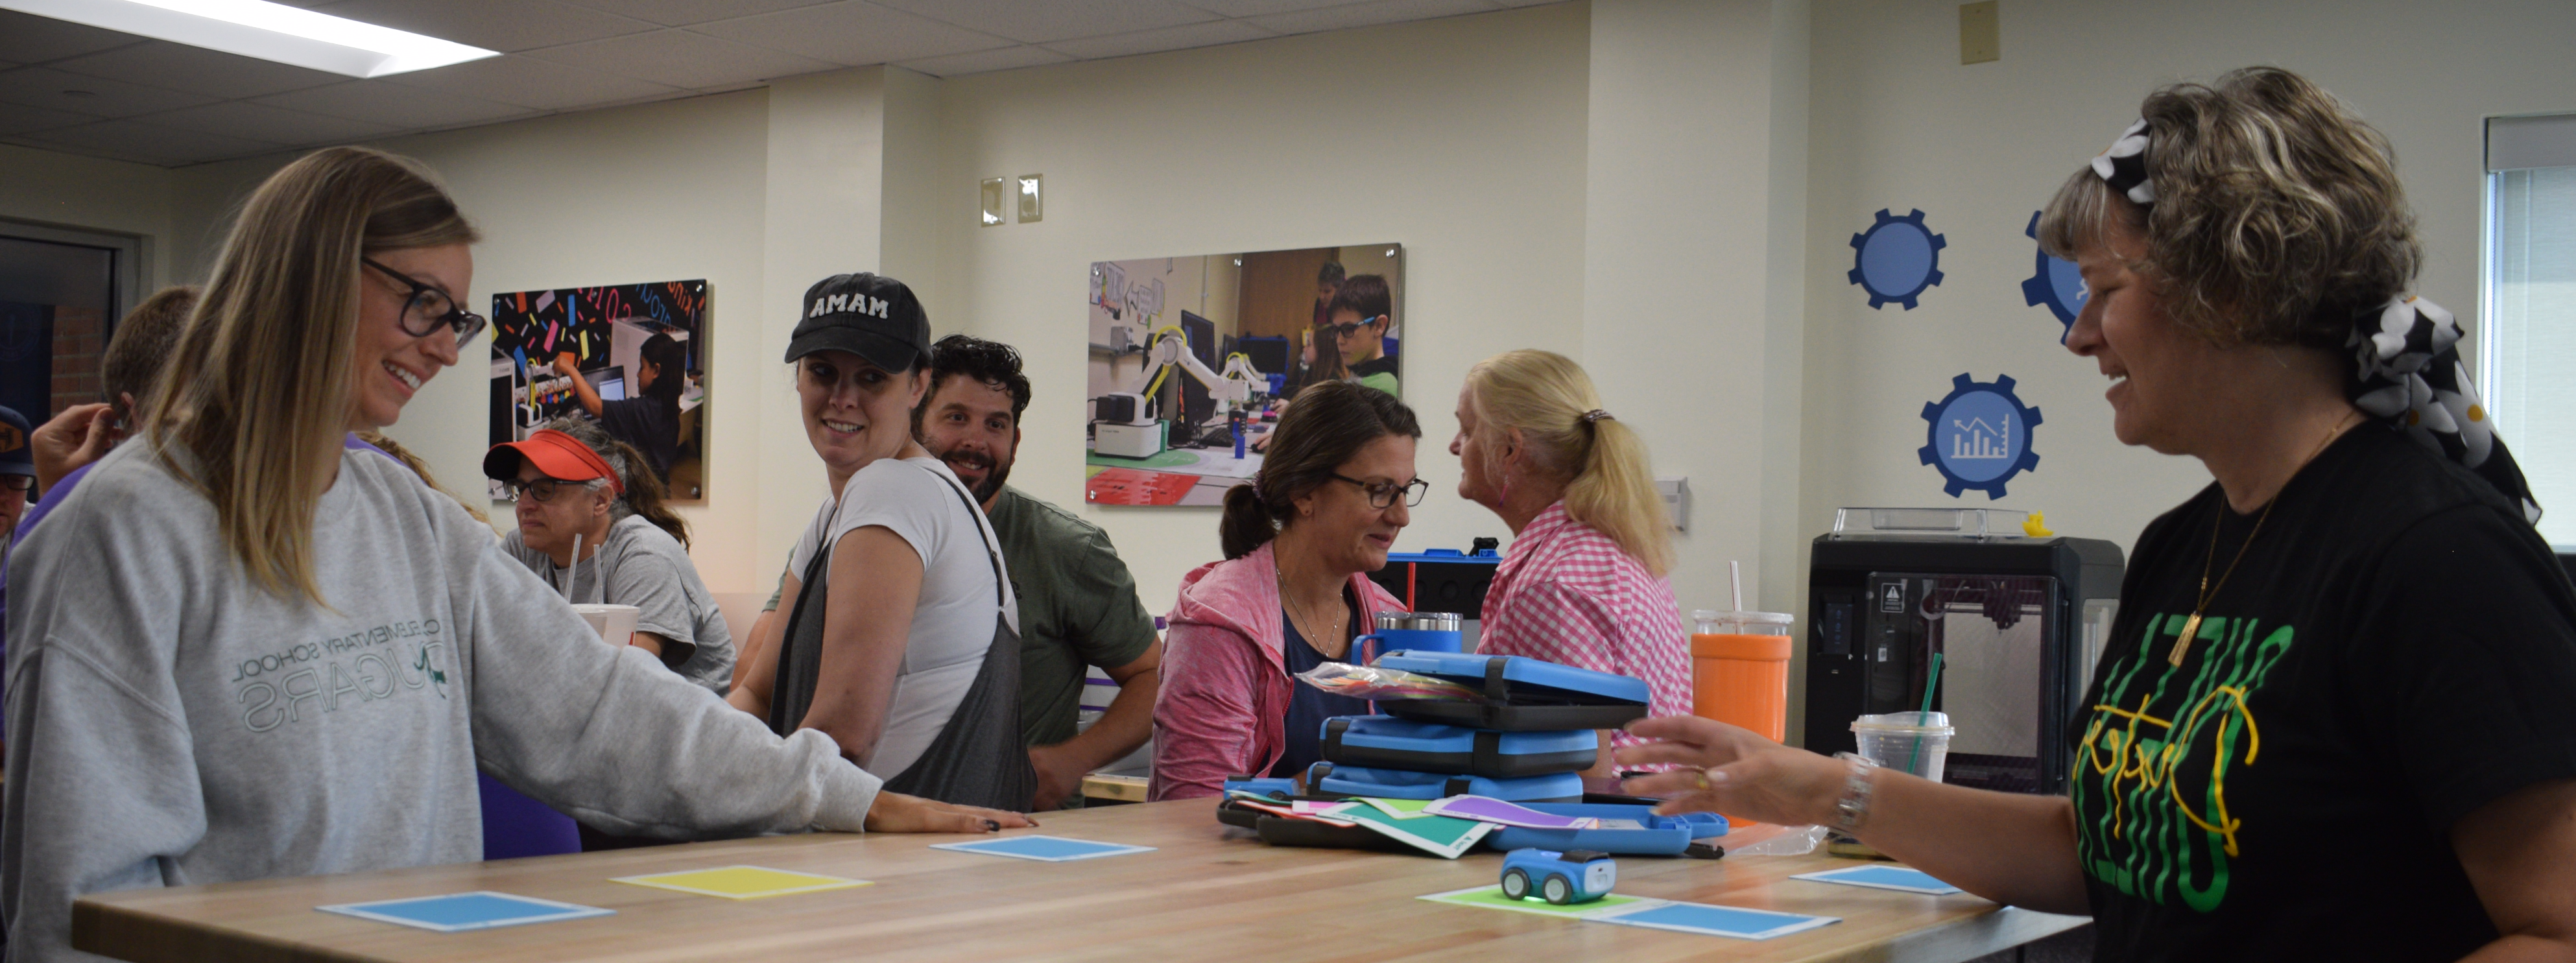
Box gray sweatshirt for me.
[502,514,736,693]
[2,443,879,962]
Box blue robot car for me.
[1500,848,1616,905]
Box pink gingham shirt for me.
[1479,501,1693,748]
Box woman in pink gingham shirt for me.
[1450,351,1692,759]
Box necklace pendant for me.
[2169,613,2203,667]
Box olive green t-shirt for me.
[986,486,1158,748]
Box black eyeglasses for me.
[505,477,603,503]
[1331,473,1427,509]
[0,475,32,493]
[1317,316,1385,337]
[364,257,487,343]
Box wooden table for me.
[75,800,2084,962]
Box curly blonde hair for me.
[2036,67,2420,349]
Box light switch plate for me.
[1959,1,1999,64]
[1655,475,1690,532]
[1017,174,1043,223]
[980,178,1006,226]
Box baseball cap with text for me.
[783,272,931,374]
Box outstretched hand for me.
[1613,715,1844,826]
[30,402,119,493]
[863,790,1038,834]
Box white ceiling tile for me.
[142,101,403,146]
[254,80,541,129]
[1248,0,1496,34]
[690,1,1009,66]
[389,54,684,110]
[308,0,659,53]
[897,44,1071,78]
[557,0,833,27]
[0,67,218,119]
[1174,0,1359,16]
[873,0,1216,45]
[3,134,163,165]
[50,42,345,100]
[1041,19,1274,60]
[0,100,98,136]
[23,119,283,165]
[0,11,147,64]
[524,30,841,89]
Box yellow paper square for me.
[612,865,872,900]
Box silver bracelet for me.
[1830,752,1877,832]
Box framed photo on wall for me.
[488,279,710,501]
[1084,243,1402,506]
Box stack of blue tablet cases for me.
[1234,650,1728,855]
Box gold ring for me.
[1693,768,1713,792]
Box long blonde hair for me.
[146,147,478,602]
[1465,350,1671,577]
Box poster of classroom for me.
[1084,244,1401,506]
[488,279,710,501]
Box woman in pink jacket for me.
[1151,381,1424,800]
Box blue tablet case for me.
[1304,761,1583,803]
[1370,651,1649,731]
[1318,715,1597,778]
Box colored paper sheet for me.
[1233,798,1357,827]
[612,866,872,900]
[929,835,1156,862]
[1424,796,1601,829]
[1790,864,1964,896]
[1340,805,1495,859]
[1352,797,1439,819]
[1590,901,1840,940]
[1418,885,1658,919]
[318,892,613,933]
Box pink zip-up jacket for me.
[1149,542,1405,801]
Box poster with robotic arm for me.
[1084,244,1402,506]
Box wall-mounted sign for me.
[1848,208,1946,310]
[2021,211,2088,342]
[1919,372,2042,499]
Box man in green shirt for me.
[914,335,1162,810]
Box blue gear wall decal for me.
[2021,211,2088,342]
[1848,208,1946,309]
[1919,372,2043,499]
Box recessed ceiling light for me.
[2,0,500,78]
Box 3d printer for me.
[1802,508,2124,795]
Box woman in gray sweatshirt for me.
[0,146,1030,963]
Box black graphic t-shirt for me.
[2075,426,2576,962]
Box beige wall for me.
[5,0,2570,724]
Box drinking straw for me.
[1730,561,1743,612]
[566,532,582,605]
[1905,652,1944,776]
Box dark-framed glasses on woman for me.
[363,257,487,342]
[505,477,601,503]
[1333,473,1427,508]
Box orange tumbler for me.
[1689,610,1793,743]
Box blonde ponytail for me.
[1465,350,1671,577]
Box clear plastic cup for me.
[1850,711,1955,781]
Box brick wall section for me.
[49,306,106,418]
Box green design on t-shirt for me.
[2073,612,2295,912]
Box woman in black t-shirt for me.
[1617,67,2576,962]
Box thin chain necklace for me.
[2169,409,2359,666]
[1278,561,1348,656]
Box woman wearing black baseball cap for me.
[728,272,1037,813]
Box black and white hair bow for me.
[2092,119,2156,206]
[2349,296,2540,522]
[2089,119,2541,522]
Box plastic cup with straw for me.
[1905,652,1944,776]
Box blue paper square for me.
[929,835,1155,862]
[1793,864,1965,895]
[1594,902,1838,940]
[318,892,614,933]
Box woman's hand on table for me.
[863,790,1037,834]
[1613,715,1844,826]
